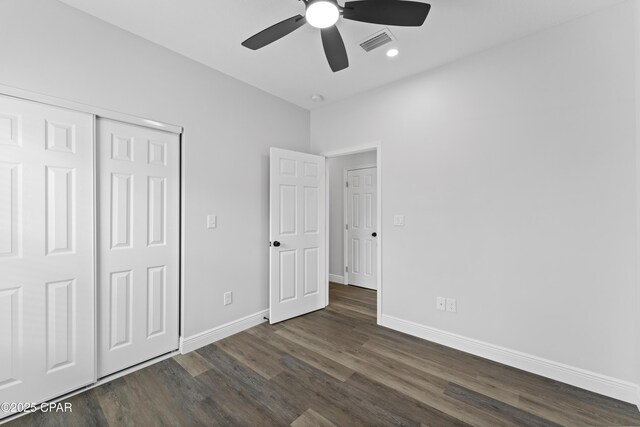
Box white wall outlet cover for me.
[436,297,446,311]
[207,214,217,229]
[393,215,405,226]
[446,298,457,313]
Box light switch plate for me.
[224,291,232,306]
[393,215,405,226]
[207,214,217,229]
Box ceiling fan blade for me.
[342,0,431,26]
[242,15,306,50]
[321,26,349,72]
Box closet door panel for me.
[0,95,94,419]
[97,119,179,377]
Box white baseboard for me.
[380,314,639,407]
[329,274,346,284]
[180,309,268,354]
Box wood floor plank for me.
[476,368,640,426]
[275,354,420,426]
[194,366,286,426]
[283,311,371,347]
[119,364,197,426]
[328,301,376,321]
[291,408,337,427]
[149,358,234,425]
[246,323,355,381]
[362,336,522,407]
[534,378,640,424]
[330,286,376,305]
[93,377,155,427]
[8,389,108,427]
[444,382,560,427]
[197,344,303,425]
[345,372,471,427]
[174,350,215,377]
[215,330,286,379]
[327,300,377,319]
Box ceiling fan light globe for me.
[306,1,340,29]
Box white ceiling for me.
[59,0,624,110]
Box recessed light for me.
[311,94,325,103]
[386,48,399,58]
[305,1,340,29]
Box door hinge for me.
[345,181,349,188]
[346,267,349,272]
[345,224,348,230]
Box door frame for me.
[343,163,377,288]
[321,142,382,323]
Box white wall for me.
[327,151,377,280]
[0,0,310,338]
[312,0,639,398]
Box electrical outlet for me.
[446,298,457,313]
[224,291,232,306]
[436,297,446,311]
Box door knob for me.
[372,232,377,237]
[273,241,281,247]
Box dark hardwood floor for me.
[8,284,640,426]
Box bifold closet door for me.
[0,95,94,418]
[97,118,179,377]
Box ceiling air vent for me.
[359,28,396,52]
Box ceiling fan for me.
[241,0,431,72]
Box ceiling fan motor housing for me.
[305,0,341,29]
[305,0,340,7]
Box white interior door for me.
[0,95,94,418]
[97,118,179,378]
[269,148,326,324]
[347,167,377,290]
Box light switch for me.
[393,215,405,226]
[207,215,217,229]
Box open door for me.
[270,148,326,324]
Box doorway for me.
[267,144,381,324]
[323,145,381,321]
[345,166,377,290]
